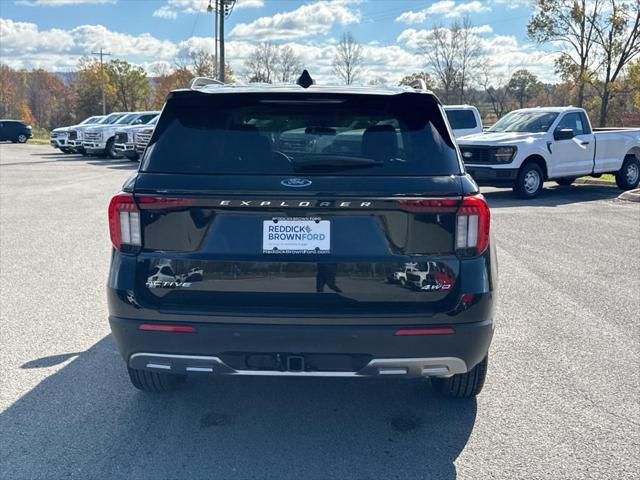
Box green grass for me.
[580,173,615,182]
[27,126,51,145]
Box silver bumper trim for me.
[129,353,467,378]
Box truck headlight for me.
[492,146,517,163]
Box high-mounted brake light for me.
[456,194,490,256]
[108,193,141,250]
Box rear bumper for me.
[465,166,518,185]
[109,315,494,377]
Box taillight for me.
[108,193,141,251]
[136,195,195,210]
[456,194,490,256]
[396,198,460,212]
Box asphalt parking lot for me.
[1,143,638,480]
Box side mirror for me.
[555,128,575,141]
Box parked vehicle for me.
[107,75,496,398]
[0,120,32,143]
[83,111,159,158]
[444,105,483,138]
[115,115,159,161]
[133,117,158,157]
[458,107,640,198]
[68,113,128,155]
[50,115,104,153]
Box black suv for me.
[0,119,32,143]
[107,76,496,398]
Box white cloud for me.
[395,10,427,24]
[447,1,490,17]
[229,0,361,41]
[0,15,559,84]
[16,0,115,5]
[427,1,456,15]
[152,0,264,19]
[395,1,490,24]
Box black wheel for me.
[432,355,488,398]
[16,133,28,143]
[60,148,71,154]
[105,138,118,159]
[615,155,640,190]
[127,367,186,393]
[555,177,576,186]
[514,163,544,199]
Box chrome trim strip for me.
[129,353,467,378]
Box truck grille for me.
[51,131,65,139]
[84,132,102,142]
[459,146,493,164]
[68,130,77,140]
[115,132,128,144]
[135,131,152,146]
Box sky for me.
[0,0,560,84]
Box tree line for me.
[0,0,638,130]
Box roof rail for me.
[410,79,427,91]
[189,77,224,90]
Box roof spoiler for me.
[409,79,427,91]
[188,77,224,90]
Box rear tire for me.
[555,177,576,186]
[432,355,488,398]
[615,155,640,190]
[514,163,544,199]
[127,367,186,393]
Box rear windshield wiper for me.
[292,155,384,171]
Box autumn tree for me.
[591,0,640,126]
[107,59,153,112]
[508,70,544,108]
[332,32,364,85]
[74,57,116,119]
[482,66,512,119]
[528,0,602,108]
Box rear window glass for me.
[446,109,477,130]
[142,92,461,176]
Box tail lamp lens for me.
[456,194,490,256]
[108,193,141,250]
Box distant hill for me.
[52,72,78,85]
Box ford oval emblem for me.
[281,178,312,188]
[462,151,473,158]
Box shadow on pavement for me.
[1,335,476,480]
[483,184,621,208]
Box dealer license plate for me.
[263,218,330,254]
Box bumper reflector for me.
[139,324,197,333]
[394,327,455,336]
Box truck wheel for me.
[127,366,186,393]
[432,355,488,398]
[615,155,640,190]
[105,138,117,159]
[514,163,544,199]
[555,177,576,186]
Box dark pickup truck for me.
[107,74,497,398]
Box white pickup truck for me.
[444,105,483,138]
[457,107,640,198]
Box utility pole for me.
[208,0,235,83]
[218,0,225,82]
[91,48,111,115]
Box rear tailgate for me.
[131,174,463,322]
